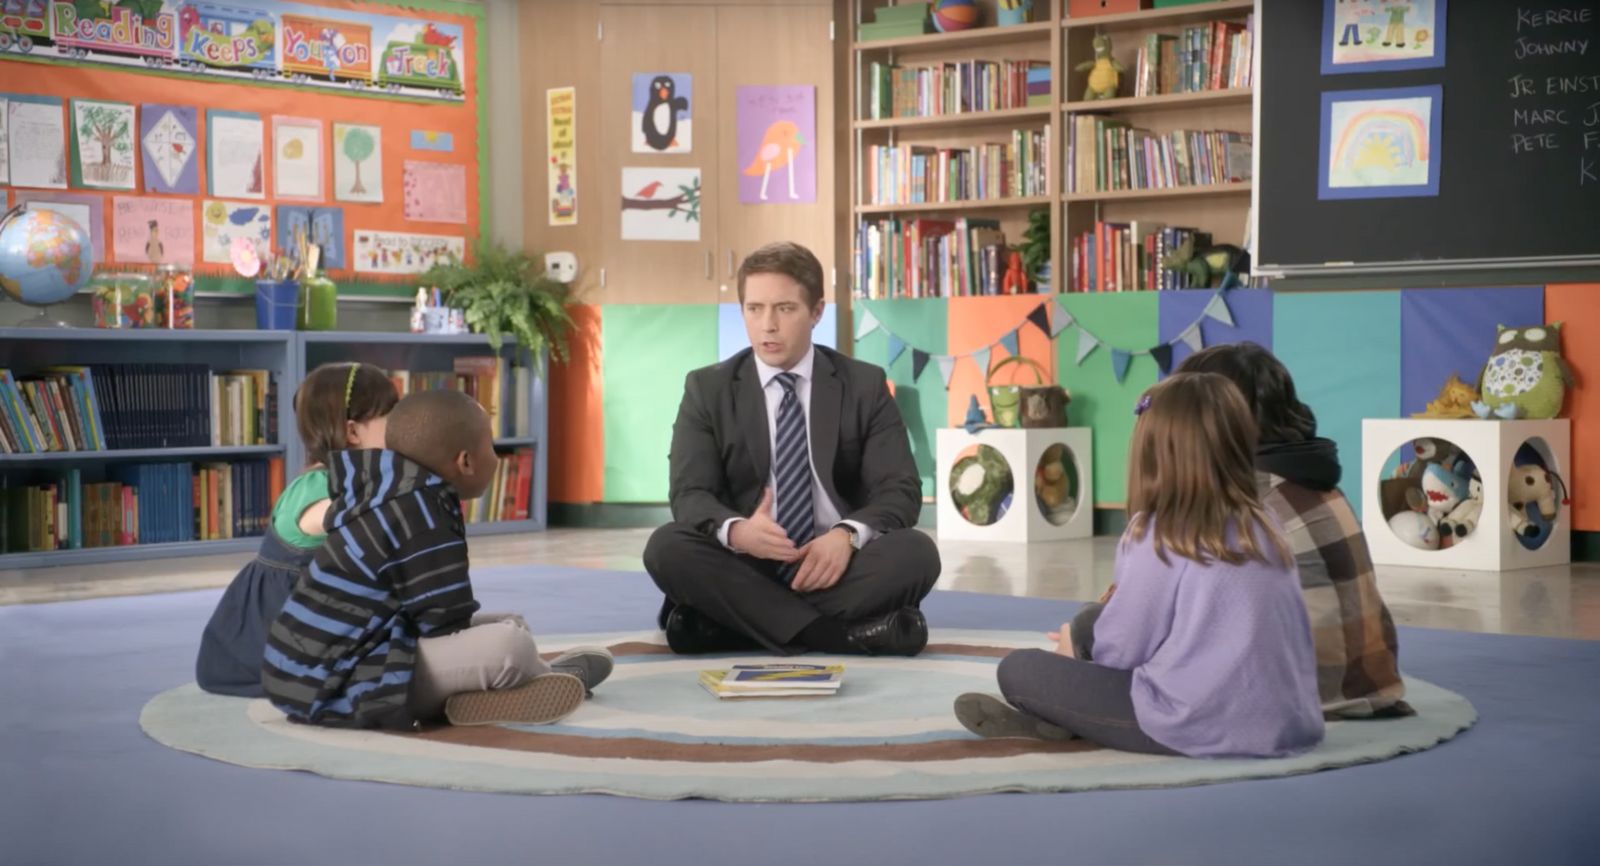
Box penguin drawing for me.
[641,75,688,151]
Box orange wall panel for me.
[945,296,1057,427]
[548,304,604,503]
[1545,284,1600,532]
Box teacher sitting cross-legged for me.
[644,242,941,656]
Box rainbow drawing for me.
[1319,86,1442,201]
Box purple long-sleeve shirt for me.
[1093,521,1326,758]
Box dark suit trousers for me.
[643,523,941,654]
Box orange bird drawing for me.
[632,180,663,199]
[742,120,804,201]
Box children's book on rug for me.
[698,664,845,699]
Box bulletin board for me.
[0,0,485,299]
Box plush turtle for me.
[1075,34,1124,100]
[949,446,1014,526]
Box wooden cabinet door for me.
[597,5,719,304]
[713,3,835,303]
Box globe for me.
[0,207,94,307]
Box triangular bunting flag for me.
[854,308,881,341]
[1026,304,1051,337]
[1051,299,1074,337]
[1204,293,1234,327]
[1180,324,1204,354]
[936,355,957,388]
[1000,329,1021,357]
[1151,343,1174,376]
[886,334,907,367]
[973,346,992,377]
[1075,329,1099,365]
[1111,349,1132,383]
[912,349,931,381]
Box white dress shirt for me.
[718,346,876,551]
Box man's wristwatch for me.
[835,523,863,550]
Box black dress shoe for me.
[845,606,929,657]
[663,606,758,655]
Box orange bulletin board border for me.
[0,0,486,298]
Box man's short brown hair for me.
[736,242,824,308]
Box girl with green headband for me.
[196,362,399,698]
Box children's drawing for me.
[736,86,816,204]
[275,206,345,269]
[334,123,383,204]
[632,73,691,154]
[72,99,136,191]
[1322,0,1446,74]
[620,167,700,241]
[140,104,198,194]
[202,201,271,264]
[1319,85,1443,200]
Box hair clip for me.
[1134,393,1152,416]
[343,364,360,418]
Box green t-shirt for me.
[272,468,331,549]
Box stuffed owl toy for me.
[1472,324,1573,420]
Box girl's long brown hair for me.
[293,362,399,467]
[1125,372,1294,567]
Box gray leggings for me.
[995,603,1179,756]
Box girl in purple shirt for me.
[954,372,1326,758]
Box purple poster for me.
[736,85,815,205]
[140,104,199,195]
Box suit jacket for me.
[668,345,922,538]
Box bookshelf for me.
[0,328,295,568]
[848,0,1257,299]
[851,0,1062,299]
[1061,0,1255,293]
[0,330,548,568]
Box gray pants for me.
[406,613,552,721]
[995,603,1178,756]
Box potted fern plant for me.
[419,241,576,374]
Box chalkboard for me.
[1257,1,1600,275]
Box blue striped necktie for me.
[772,371,816,553]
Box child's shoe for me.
[550,647,614,697]
[953,692,1075,741]
[444,672,586,726]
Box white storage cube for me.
[1361,418,1571,571]
[936,427,1093,542]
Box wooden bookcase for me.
[847,0,1256,298]
[0,330,548,569]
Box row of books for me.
[856,2,929,42]
[1130,18,1255,98]
[0,458,281,553]
[0,365,277,455]
[865,59,1051,120]
[699,664,844,700]
[1067,222,1213,294]
[1067,116,1251,193]
[866,126,1050,205]
[461,447,535,524]
[388,357,533,439]
[854,216,1015,300]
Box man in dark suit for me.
[644,242,941,656]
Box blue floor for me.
[2,566,1597,866]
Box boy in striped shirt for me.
[263,388,611,729]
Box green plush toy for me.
[1474,324,1573,420]
[949,446,1014,526]
[1160,237,1249,289]
[1075,34,1124,101]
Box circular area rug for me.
[141,629,1476,802]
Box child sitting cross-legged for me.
[262,388,612,729]
[953,372,1325,758]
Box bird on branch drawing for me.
[621,174,701,222]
